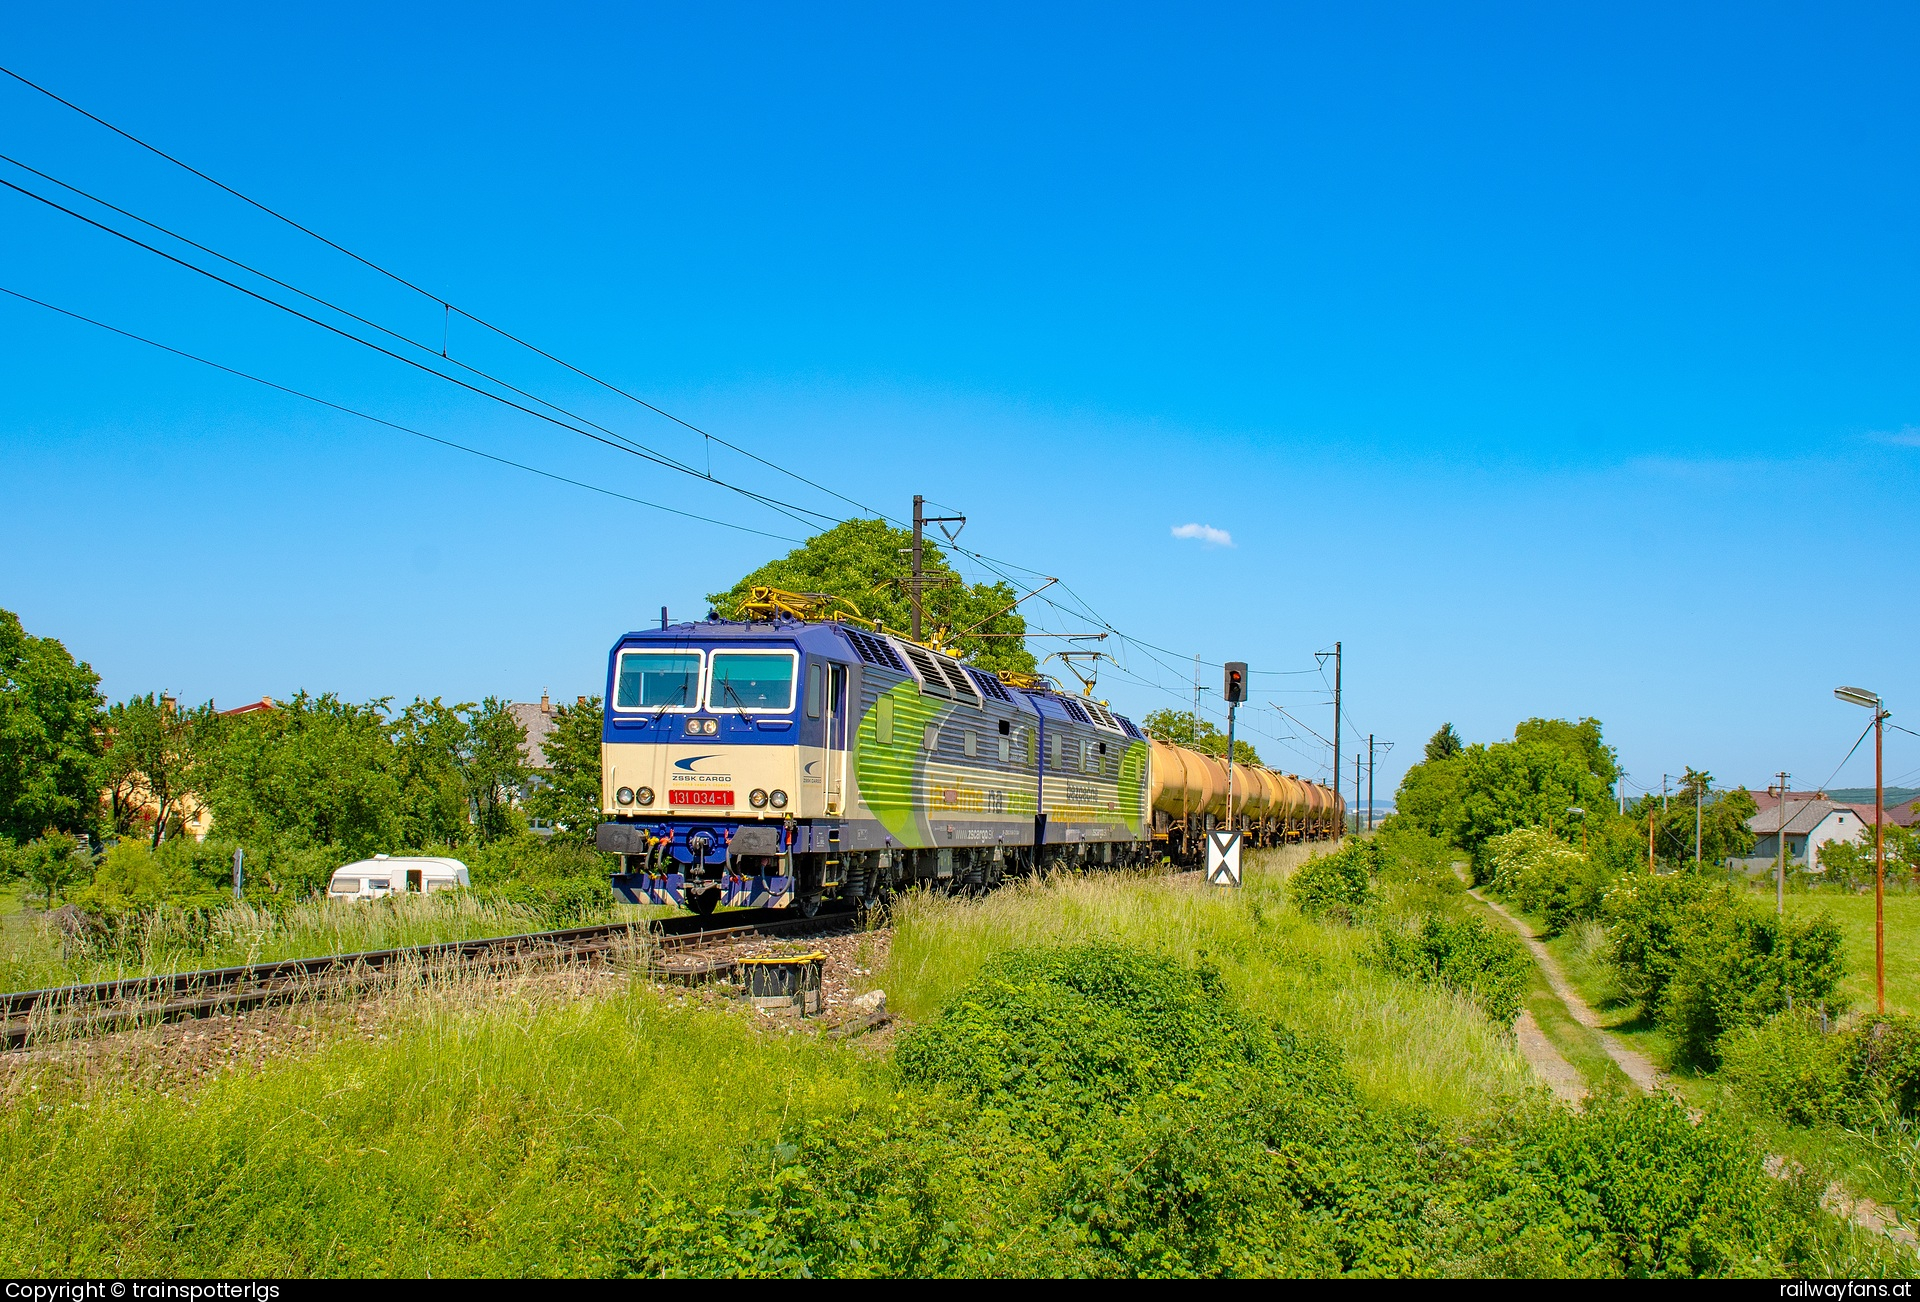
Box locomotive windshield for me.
[614,650,701,710]
[706,651,797,712]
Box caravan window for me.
[615,651,702,711]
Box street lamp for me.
[1835,686,1890,1014]
[1566,806,1587,855]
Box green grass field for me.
[1773,889,1920,1016]
[0,854,1544,1275]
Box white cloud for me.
[1870,426,1920,447]
[1171,522,1233,547]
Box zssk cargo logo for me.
[670,754,732,785]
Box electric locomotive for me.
[593,591,1343,914]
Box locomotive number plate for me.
[670,789,734,806]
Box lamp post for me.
[1835,686,1889,1015]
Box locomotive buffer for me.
[1206,662,1248,888]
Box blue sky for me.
[2,3,1916,802]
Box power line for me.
[1,62,1352,696]
[0,62,902,530]
[0,169,837,534]
[0,285,804,544]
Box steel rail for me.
[1,906,861,1049]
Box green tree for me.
[0,609,105,842]
[13,834,90,908]
[390,697,471,849]
[1424,723,1463,763]
[1139,708,1261,765]
[98,693,214,847]
[198,692,401,855]
[706,519,1037,674]
[463,697,527,845]
[526,696,605,845]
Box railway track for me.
[0,906,863,1049]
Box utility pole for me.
[1771,771,1790,918]
[908,494,965,643]
[1695,781,1703,869]
[1877,709,1886,1014]
[1366,733,1375,833]
[1835,687,1890,1012]
[1647,802,1655,872]
[1662,774,1670,812]
[1328,642,1342,826]
[1355,752,1364,836]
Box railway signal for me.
[1213,661,1248,888]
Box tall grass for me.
[0,967,883,1277]
[0,893,668,993]
[880,854,1534,1119]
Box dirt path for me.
[1468,879,1918,1254]
[1513,1007,1587,1102]
[1468,887,1662,1092]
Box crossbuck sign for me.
[1206,830,1243,888]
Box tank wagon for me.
[593,606,1344,915]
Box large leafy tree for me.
[464,697,527,845]
[1392,716,1622,870]
[526,696,605,844]
[706,519,1038,674]
[1140,708,1262,765]
[0,609,105,843]
[390,698,471,849]
[198,692,402,856]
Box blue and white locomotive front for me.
[593,618,847,913]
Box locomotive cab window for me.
[614,651,702,711]
[706,651,797,713]
[805,663,823,719]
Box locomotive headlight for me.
[615,786,635,806]
[769,789,788,809]
[636,786,655,806]
[750,788,769,808]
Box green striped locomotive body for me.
[595,614,1153,914]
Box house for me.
[1749,785,1917,831]
[1737,798,1870,875]
[507,692,562,774]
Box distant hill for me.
[1827,787,1920,808]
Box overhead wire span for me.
[0,285,804,544]
[1,62,1348,691]
[0,62,902,530]
[0,169,836,534]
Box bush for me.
[1371,913,1532,1025]
[467,837,617,927]
[633,943,1841,1277]
[1486,827,1611,933]
[1601,873,1846,1067]
[1723,1013,1920,1127]
[1289,843,1372,922]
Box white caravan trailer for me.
[327,855,469,900]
